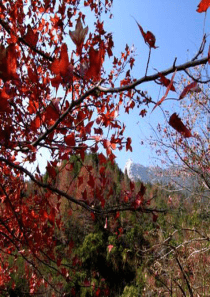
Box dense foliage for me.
[0,0,209,296]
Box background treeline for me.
[5,153,210,297]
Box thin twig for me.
[145,47,151,76]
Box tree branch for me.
[0,17,54,62]
[98,56,209,94]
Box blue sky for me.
[99,0,210,170]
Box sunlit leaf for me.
[197,0,210,12]
[69,18,88,55]
[85,47,105,81]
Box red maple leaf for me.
[126,137,132,152]
[85,121,94,134]
[169,113,192,138]
[152,70,177,112]
[27,99,39,114]
[139,109,147,117]
[157,72,176,91]
[179,81,199,99]
[44,101,60,124]
[85,47,105,81]
[46,162,57,179]
[135,19,158,49]
[24,25,39,47]
[69,18,88,55]
[197,0,210,12]
[50,43,73,85]
[0,85,11,112]
[98,153,107,165]
[64,133,76,147]
[0,43,18,81]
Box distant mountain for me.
[123,159,200,191]
[123,159,156,184]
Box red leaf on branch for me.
[51,43,73,84]
[31,116,41,130]
[135,19,158,49]
[64,133,76,146]
[24,25,39,47]
[0,86,11,112]
[0,43,18,81]
[69,18,88,55]
[126,137,132,152]
[98,153,107,165]
[28,100,39,114]
[157,72,176,91]
[46,162,57,179]
[44,101,60,123]
[179,81,198,99]
[139,109,147,117]
[197,0,210,12]
[85,121,94,134]
[85,47,105,81]
[169,113,192,138]
[50,75,62,91]
[28,67,38,83]
[152,70,177,112]
[51,44,69,75]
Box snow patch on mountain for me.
[123,159,196,188]
[123,159,157,183]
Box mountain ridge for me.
[123,159,199,191]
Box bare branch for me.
[98,56,209,94]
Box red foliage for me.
[126,137,132,152]
[85,47,105,81]
[152,70,176,112]
[135,19,158,49]
[24,25,39,48]
[169,113,192,138]
[64,133,76,147]
[69,18,88,55]
[157,72,176,91]
[50,43,73,88]
[179,81,199,99]
[0,44,18,81]
[197,0,210,12]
